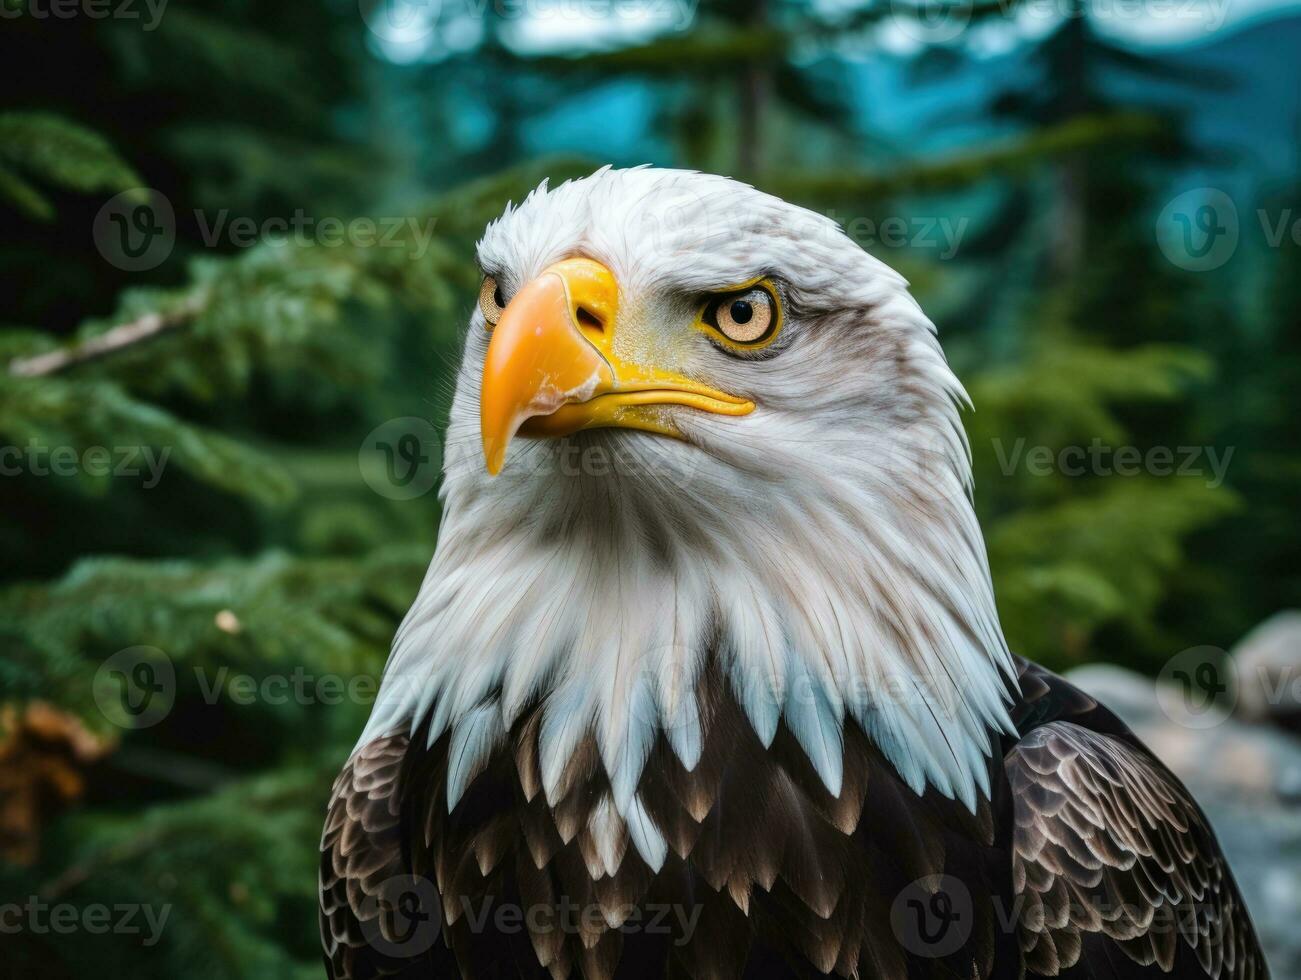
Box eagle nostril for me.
[576,305,604,334]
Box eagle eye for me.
[479,274,505,326]
[702,282,779,347]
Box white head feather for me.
[362,167,1017,865]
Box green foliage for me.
[966,334,1213,485]
[0,113,141,221]
[520,24,788,73]
[761,113,1166,202]
[962,325,1236,666]
[0,545,426,733]
[987,479,1238,666]
[72,235,455,401]
[1,763,332,980]
[0,375,296,504]
[110,8,320,107]
[0,60,580,972]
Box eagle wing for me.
[1005,720,1267,980]
[319,733,452,980]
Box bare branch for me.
[8,292,209,378]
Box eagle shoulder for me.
[319,732,451,980]
[1004,662,1268,980]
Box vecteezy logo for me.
[93,646,176,729]
[358,876,442,958]
[890,874,972,958]
[111,207,162,259]
[1157,645,1237,730]
[116,661,164,716]
[1156,188,1239,272]
[1174,206,1227,259]
[359,417,441,500]
[1174,662,1227,707]
[911,893,960,944]
[358,0,441,44]
[381,432,428,488]
[93,189,176,272]
[890,0,972,43]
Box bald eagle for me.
[319,168,1268,980]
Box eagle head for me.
[366,167,1015,825]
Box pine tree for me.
[0,4,581,973]
[874,5,1242,669]
[0,2,1280,975]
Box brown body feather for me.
[320,657,1268,980]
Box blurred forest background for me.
[1,0,1299,976]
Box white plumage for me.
[361,167,1017,870]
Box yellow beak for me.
[480,257,754,475]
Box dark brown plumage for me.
[319,657,1268,980]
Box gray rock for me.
[1233,610,1301,728]
[1063,663,1165,724]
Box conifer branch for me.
[8,292,209,378]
